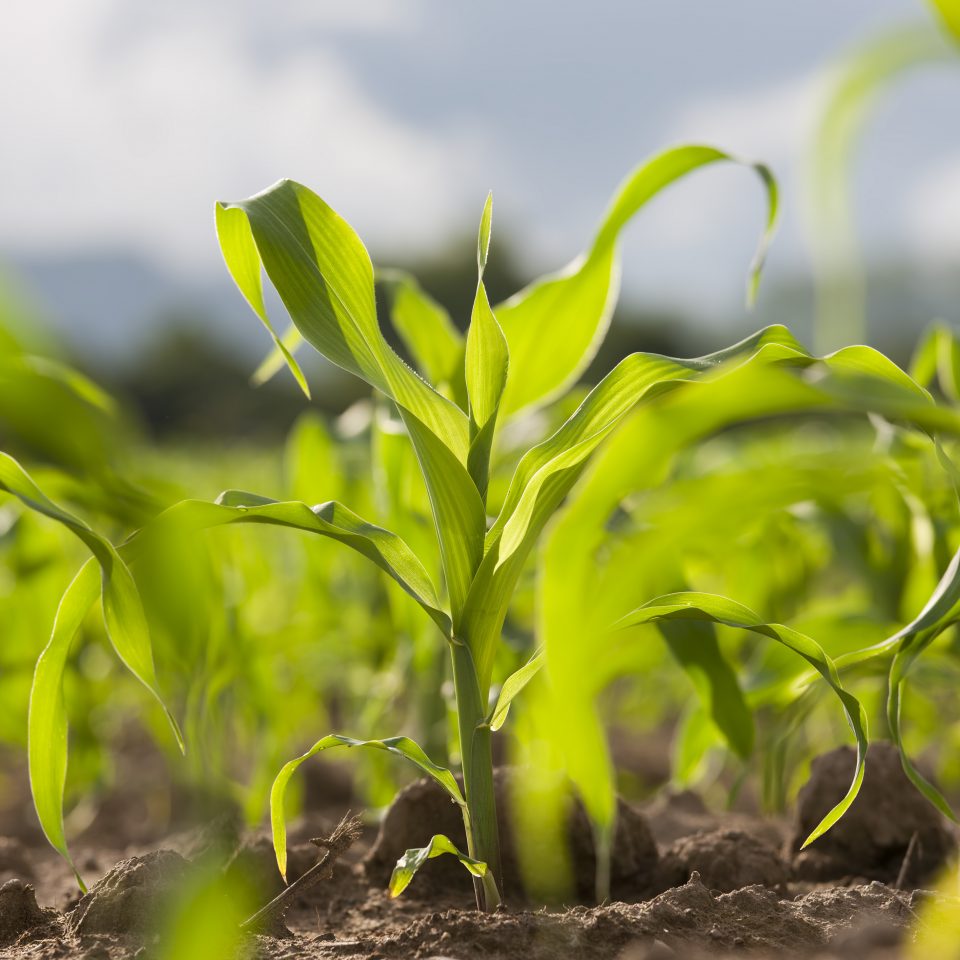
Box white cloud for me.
[0,0,486,276]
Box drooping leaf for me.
[215,203,311,397]
[217,180,469,461]
[388,834,488,898]
[134,493,451,635]
[1,453,182,744]
[615,593,868,846]
[495,145,781,418]
[269,735,464,878]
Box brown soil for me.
[0,743,957,960]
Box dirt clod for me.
[365,768,658,903]
[656,828,790,893]
[66,850,189,936]
[791,743,957,884]
[0,878,52,946]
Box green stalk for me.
[450,638,502,910]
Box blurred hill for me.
[8,243,959,440]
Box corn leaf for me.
[460,327,808,692]
[270,735,464,878]
[380,269,464,389]
[887,632,956,820]
[216,180,469,461]
[399,411,486,626]
[465,194,509,498]
[495,145,780,418]
[388,834,488,898]
[136,493,451,635]
[27,560,99,890]
[615,592,868,847]
[489,648,544,731]
[1,453,182,744]
[657,619,754,761]
[215,203,311,397]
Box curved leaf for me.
[614,592,868,847]
[269,735,464,878]
[135,493,451,635]
[217,180,469,461]
[496,144,780,417]
[215,203,310,397]
[1,453,182,744]
[388,834,488,898]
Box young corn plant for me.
[199,144,790,910]
[200,141,960,907]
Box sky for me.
[1,0,959,358]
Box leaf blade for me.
[269,735,464,878]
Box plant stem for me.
[450,638,502,911]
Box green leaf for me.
[887,632,957,820]
[465,193,509,499]
[388,834,488,898]
[657,619,754,761]
[380,269,465,389]
[399,412,486,625]
[489,648,544,731]
[27,560,99,891]
[929,0,960,41]
[460,326,811,694]
[843,545,960,820]
[1,453,182,744]
[215,203,311,397]
[490,326,806,568]
[615,592,868,847]
[216,180,469,461]
[138,493,451,635]
[269,735,464,878]
[496,145,781,418]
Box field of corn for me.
[3,3,960,959]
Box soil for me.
[0,741,957,960]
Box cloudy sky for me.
[2,0,959,353]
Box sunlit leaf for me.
[27,560,99,890]
[269,734,463,878]
[465,193,509,499]
[489,648,543,731]
[388,834,488,898]
[496,145,780,417]
[217,180,469,461]
[137,492,451,635]
[615,592,868,846]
